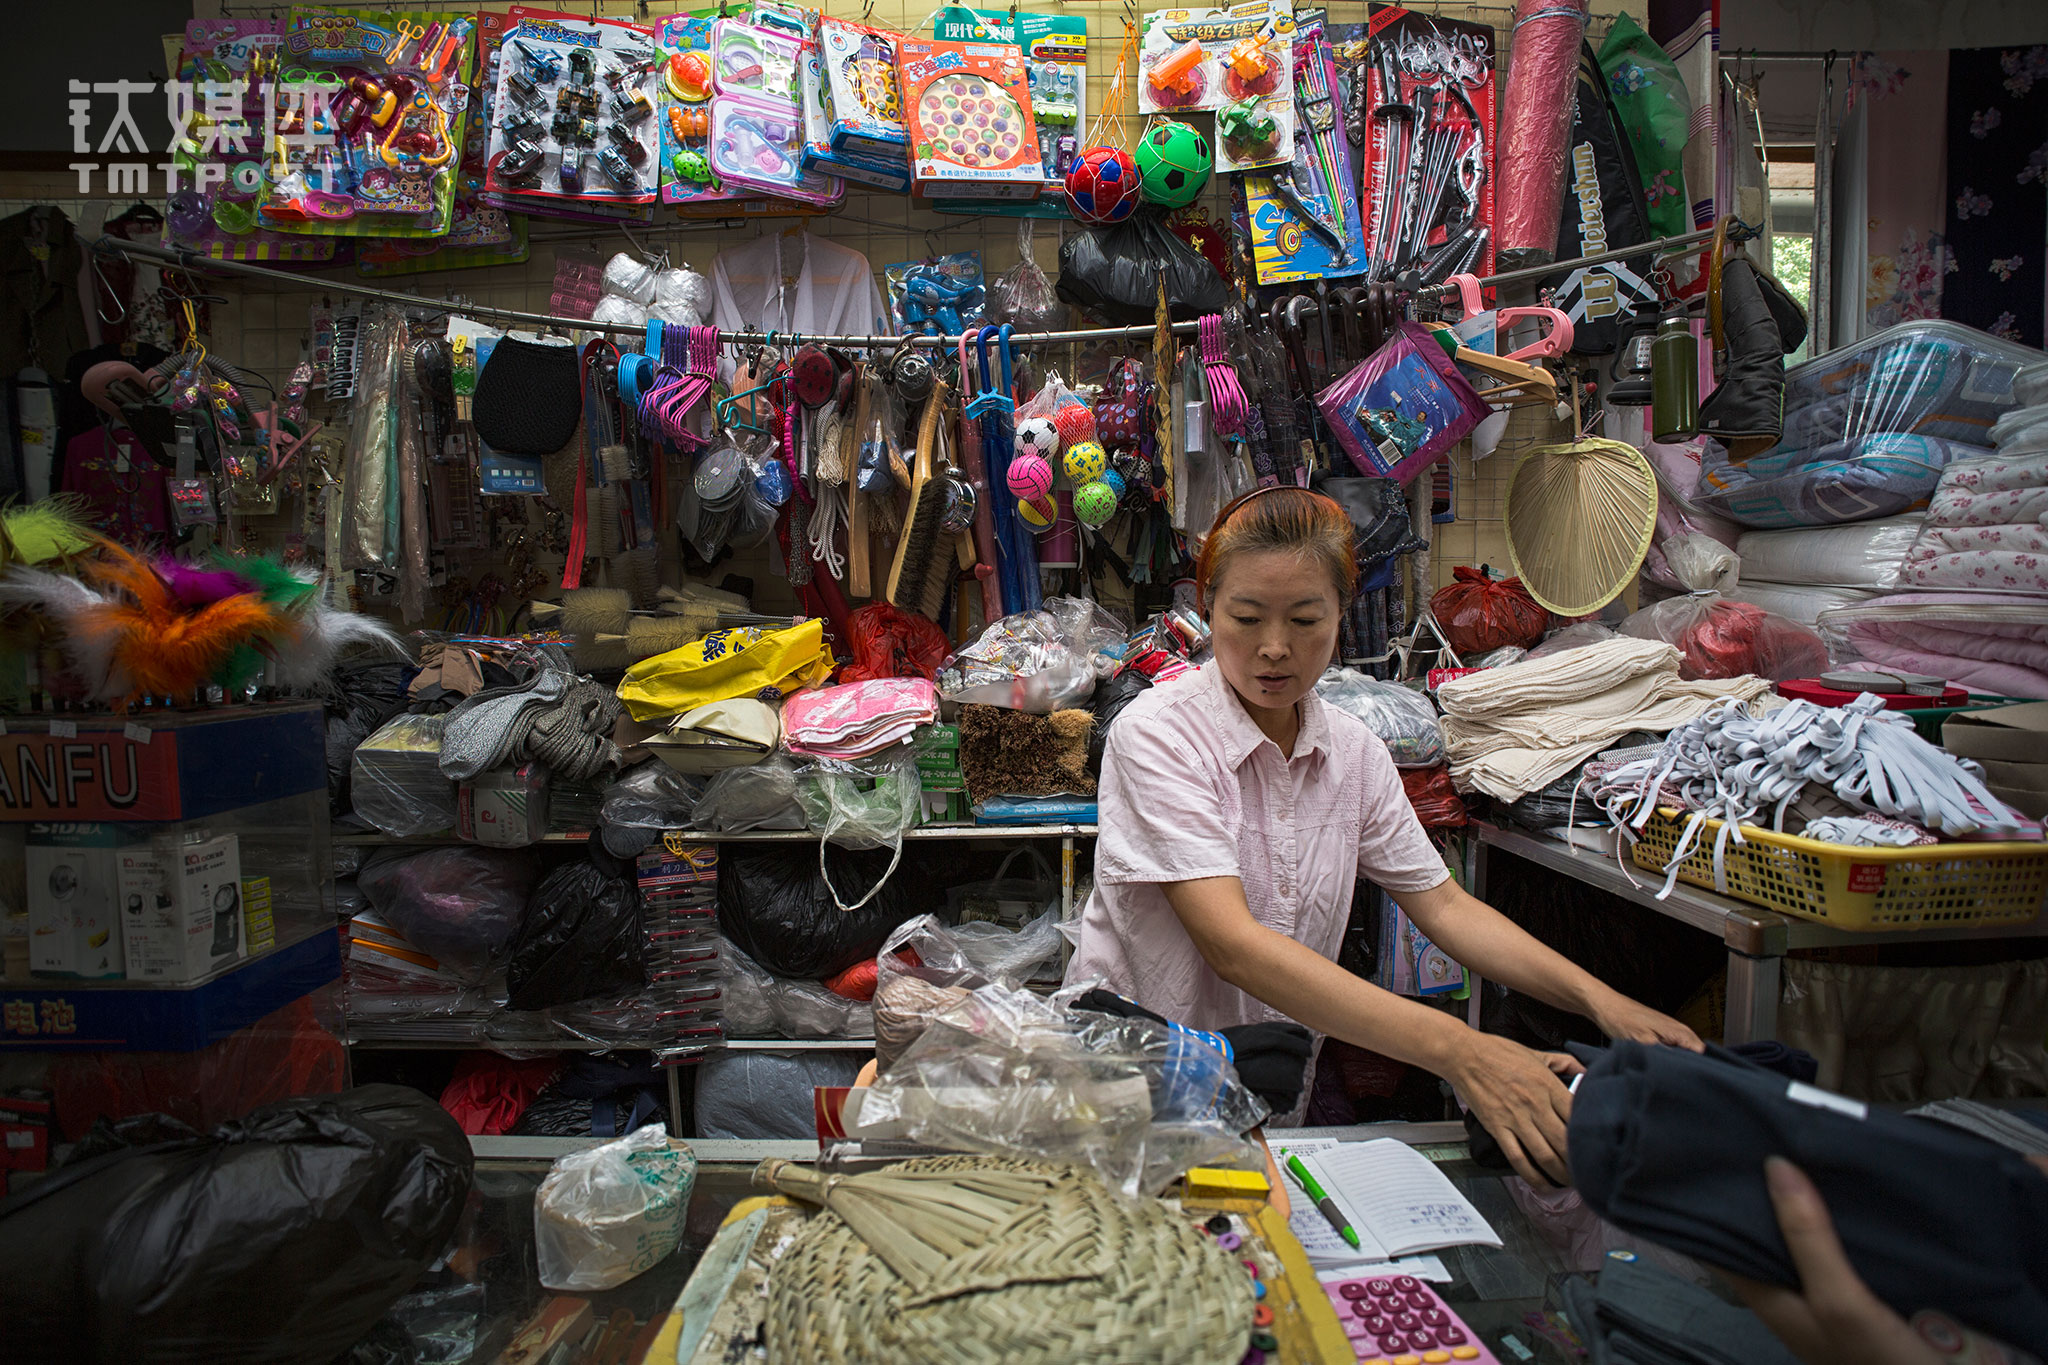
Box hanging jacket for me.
[1698,256,1808,461]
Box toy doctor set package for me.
[483,7,662,205]
[258,7,477,238]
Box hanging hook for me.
[87,243,127,325]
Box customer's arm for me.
[1391,877,1704,1051]
[1163,876,1578,1188]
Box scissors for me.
[386,19,428,66]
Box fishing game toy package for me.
[483,7,661,206]
[895,39,1046,200]
[932,6,1088,193]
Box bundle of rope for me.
[1598,693,2032,898]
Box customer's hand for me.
[1724,1158,1941,1365]
[1590,992,1705,1052]
[1448,1031,1575,1188]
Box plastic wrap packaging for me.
[720,940,874,1039]
[0,1085,471,1365]
[872,911,1063,1069]
[1431,567,1549,656]
[1618,593,1830,682]
[1402,765,1469,828]
[590,294,649,328]
[506,861,644,1012]
[694,1050,867,1140]
[350,713,457,838]
[1315,669,1443,767]
[533,1125,695,1291]
[858,982,1265,1199]
[1055,214,1228,325]
[1697,432,1988,530]
[601,253,658,306]
[716,844,930,980]
[1816,593,2048,698]
[2018,363,2048,409]
[988,221,1064,332]
[1901,448,2048,593]
[1991,403,2048,452]
[793,749,924,911]
[839,601,953,684]
[1734,516,1920,590]
[324,659,412,818]
[342,308,403,570]
[939,597,1125,712]
[1494,0,1591,269]
[1724,583,1881,629]
[599,761,705,855]
[1528,622,1619,658]
[1316,322,1486,484]
[358,846,539,984]
[1650,530,1742,594]
[692,754,806,831]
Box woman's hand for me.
[1590,991,1705,1052]
[1724,1158,1941,1365]
[1446,1031,1575,1188]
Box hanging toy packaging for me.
[1135,0,1295,172]
[709,91,844,207]
[930,6,1089,206]
[1316,321,1488,484]
[819,18,911,161]
[1362,6,1497,287]
[885,253,988,337]
[1243,13,1368,283]
[482,7,661,206]
[802,42,912,192]
[895,38,1046,200]
[260,7,476,238]
[657,16,723,205]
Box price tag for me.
[48,719,77,737]
[124,723,153,744]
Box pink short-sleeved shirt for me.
[1065,662,1450,1031]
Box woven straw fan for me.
[754,1158,1091,1292]
[1503,437,1659,617]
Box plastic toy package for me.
[818,17,910,160]
[171,19,338,261]
[931,5,1088,191]
[884,252,987,337]
[258,6,477,238]
[711,17,804,101]
[801,45,912,192]
[1361,5,1497,287]
[483,7,661,206]
[709,89,845,207]
[895,39,1046,200]
[1244,14,1368,284]
[1137,0,1293,115]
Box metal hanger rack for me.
[92,224,1719,349]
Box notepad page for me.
[1305,1138,1502,1258]
[1271,1138,1394,1264]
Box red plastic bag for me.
[1619,593,1830,682]
[1402,765,1469,828]
[824,946,920,1002]
[1430,567,1549,656]
[438,1053,563,1135]
[839,602,953,683]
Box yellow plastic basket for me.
[1628,807,2048,930]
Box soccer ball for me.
[1016,494,1057,530]
[1135,121,1212,207]
[1064,146,1141,224]
[1006,450,1054,500]
[1074,479,1119,527]
[1063,438,1107,483]
[1015,415,1060,461]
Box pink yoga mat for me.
[1495,0,1590,269]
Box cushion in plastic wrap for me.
[1817,593,2048,698]
[691,1049,866,1139]
[1733,515,1922,590]
[1723,582,1881,629]
[1778,320,2036,447]
[1697,433,1988,529]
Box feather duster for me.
[75,543,283,706]
[0,498,95,566]
[159,560,258,608]
[0,566,131,700]
[210,551,407,688]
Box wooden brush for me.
[885,380,951,615]
[847,368,874,597]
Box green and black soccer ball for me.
[1134,120,1212,208]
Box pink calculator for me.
[1322,1273,1498,1365]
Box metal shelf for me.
[334,825,1095,845]
[720,1037,876,1051]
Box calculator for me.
[1322,1273,1499,1365]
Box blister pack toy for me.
[818,18,909,161]
[1244,13,1368,283]
[895,39,1045,200]
[932,6,1088,194]
[885,253,987,337]
[171,19,338,262]
[711,19,802,102]
[480,7,660,206]
[259,7,477,238]
[800,46,911,192]
[708,91,842,207]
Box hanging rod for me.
[93,223,1721,349]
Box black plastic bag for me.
[1089,670,1154,770]
[717,845,932,979]
[0,1085,471,1365]
[506,860,644,1011]
[324,660,412,818]
[359,846,539,984]
[1056,213,1227,326]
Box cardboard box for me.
[26,824,128,979]
[1942,702,2048,765]
[457,764,550,848]
[117,832,244,983]
[820,17,911,160]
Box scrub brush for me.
[885,381,952,617]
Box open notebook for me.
[1279,1138,1501,1263]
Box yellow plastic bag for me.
[617,619,835,722]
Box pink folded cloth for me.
[782,678,939,759]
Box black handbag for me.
[472,334,580,454]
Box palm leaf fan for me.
[753,1157,1092,1292]
[1504,437,1658,617]
[74,542,284,705]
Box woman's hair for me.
[1195,486,1357,608]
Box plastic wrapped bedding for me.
[1903,448,2048,593]
[1778,320,2039,447]
[692,1049,866,1139]
[2018,364,2048,408]
[1723,582,1880,628]
[1818,593,2048,698]
[1733,516,1921,590]
[1696,432,1989,529]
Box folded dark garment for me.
[1570,1041,2048,1351]
[1561,1255,1799,1365]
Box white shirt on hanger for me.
[709,229,886,382]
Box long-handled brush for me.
[885,378,952,616]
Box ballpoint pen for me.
[1283,1152,1360,1250]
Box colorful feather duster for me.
[212,550,407,687]
[0,498,95,567]
[0,566,130,700]
[70,543,284,706]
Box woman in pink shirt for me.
[1067,487,1702,1187]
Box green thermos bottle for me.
[1651,315,1699,442]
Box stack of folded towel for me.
[782,678,939,760]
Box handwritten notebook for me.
[1289,1138,1501,1262]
